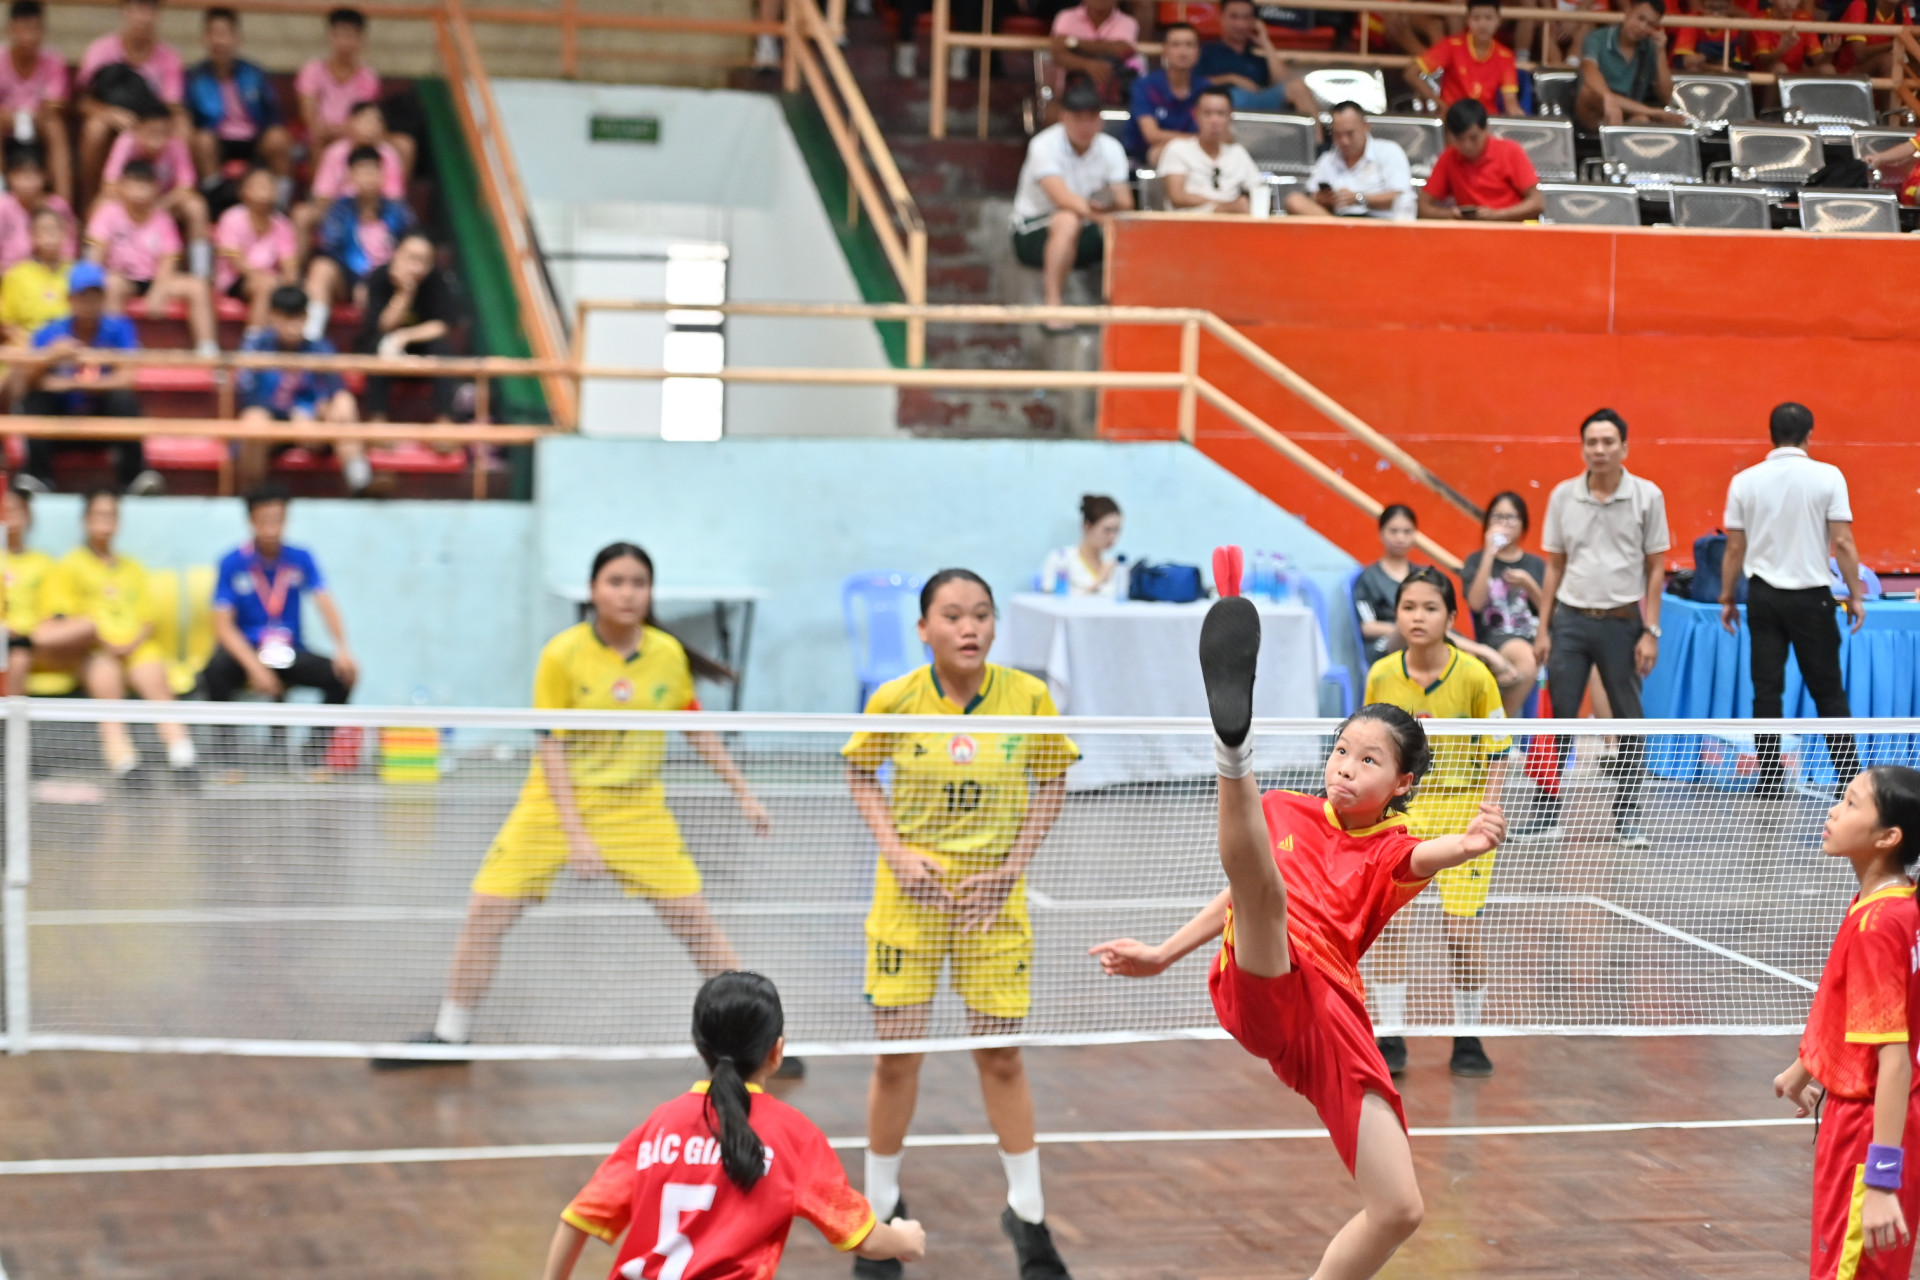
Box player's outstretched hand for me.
[954,867,1018,934]
[738,793,774,837]
[1460,801,1506,856]
[1088,937,1171,978]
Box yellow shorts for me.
[470,782,700,901]
[1407,789,1499,920]
[863,846,1032,1021]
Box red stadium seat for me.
[143,437,227,469]
[134,365,217,394]
[368,442,468,474]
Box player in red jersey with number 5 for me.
[543,972,927,1280]
[1776,766,1920,1280]
[1090,548,1504,1280]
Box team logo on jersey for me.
[611,678,633,703]
[1276,834,1293,851]
[948,735,977,764]
[913,743,928,756]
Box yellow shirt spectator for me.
[0,259,70,339]
[43,545,165,668]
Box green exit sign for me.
[590,114,660,144]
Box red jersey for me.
[564,1084,876,1280]
[1743,13,1824,71]
[1223,791,1427,1001]
[1801,885,1920,1102]
[1838,0,1907,48]
[1423,137,1539,211]
[1416,34,1519,109]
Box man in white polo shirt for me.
[1282,101,1415,220]
[1010,79,1134,321]
[1718,401,1865,795]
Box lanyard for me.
[245,547,296,624]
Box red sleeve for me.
[1378,828,1428,887]
[563,1129,642,1243]
[1504,143,1539,196]
[1500,49,1519,91]
[1423,150,1457,203]
[791,1121,876,1252]
[1839,0,1868,34]
[1845,903,1914,1045]
[1415,37,1454,77]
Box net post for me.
[3,696,29,1055]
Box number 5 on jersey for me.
[625,1182,716,1280]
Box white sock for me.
[304,298,329,342]
[194,339,219,357]
[433,999,474,1044]
[109,749,140,777]
[189,239,211,279]
[1374,981,1408,1032]
[343,453,373,493]
[1214,735,1253,779]
[864,1148,904,1221]
[1000,1146,1044,1224]
[1452,984,1486,1029]
[166,738,197,769]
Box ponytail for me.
[705,1054,766,1193]
[691,971,785,1193]
[588,542,735,685]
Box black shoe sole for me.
[1199,597,1261,749]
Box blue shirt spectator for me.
[1125,67,1210,158]
[236,327,343,418]
[32,307,140,413]
[214,540,324,648]
[184,56,280,137]
[1197,40,1268,87]
[317,193,414,282]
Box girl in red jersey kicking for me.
[1091,554,1503,1280]
[543,972,926,1280]
[1776,765,1920,1280]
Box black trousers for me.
[22,388,146,489]
[1747,576,1859,787]
[1546,608,1645,823]
[359,335,457,419]
[202,646,352,763]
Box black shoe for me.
[1449,1035,1493,1078]
[1001,1206,1071,1280]
[853,1198,907,1279]
[774,1054,806,1080]
[1199,596,1262,749]
[369,1032,471,1070]
[1511,795,1561,838]
[1377,1035,1407,1075]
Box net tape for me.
[5,702,1911,1060]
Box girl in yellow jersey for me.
[381,543,772,1066]
[2,483,81,695]
[841,569,1079,1280]
[1363,566,1514,1080]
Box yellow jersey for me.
[0,260,69,337]
[42,546,156,648]
[4,547,52,635]
[530,622,698,790]
[842,663,1078,864]
[1364,646,1512,793]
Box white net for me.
[3,701,1910,1060]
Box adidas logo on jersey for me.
[1276,834,1294,851]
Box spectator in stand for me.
[236,285,368,495]
[1833,0,1907,77]
[1126,23,1207,165]
[1419,98,1544,221]
[214,165,296,331]
[358,231,459,422]
[86,159,218,356]
[102,100,212,282]
[203,484,358,763]
[1047,0,1144,106]
[0,143,74,274]
[1158,88,1262,213]
[3,482,64,694]
[303,144,414,341]
[1284,101,1415,220]
[1671,0,1750,72]
[1009,80,1132,322]
[1574,0,1685,129]
[12,262,161,494]
[1198,0,1319,117]
[297,8,414,179]
[0,206,71,343]
[185,8,292,193]
[77,0,187,208]
[307,100,404,204]
[1461,491,1548,718]
[1410,0,1522,115]
[0,1,72,205]
[1353,503,1423,664]
[886,0,982,80]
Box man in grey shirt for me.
[1534,408,1671,847]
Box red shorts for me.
[1812,1093,1920,1280]
[1209,941,1406,1174]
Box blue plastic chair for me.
[842,572,927,709]
[1290,574,1356,716]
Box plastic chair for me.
[1832,557,1883,600]
[842,571,927,709]
[1289,574,1355,716]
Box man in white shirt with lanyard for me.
[1158,87,1262,213]
[1718,402,1865,795]
[1282,101,1415,220]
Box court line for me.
[1581,896,1819,992]
[0,1116,1813,1178]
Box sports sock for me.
[433,999,474,1044]
[1374,981,1408,1032]
[864,1148,904,1221]
[1000,1147,1045,1224]
[108,749,140,777]
[343,453,373,494]
[166,738,197,769]
[304,298,329,342]
[1452,985,1487,1029]
[189,239,211,279]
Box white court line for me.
[1580,896,1819,992]
[0,1116,1813,1178]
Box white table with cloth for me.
[1000,594,1330,789]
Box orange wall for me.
[1103,216,1920,573]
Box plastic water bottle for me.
[1052,563,1069,597]
[1272,554,1293,603]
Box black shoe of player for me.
[853,1198,908,1278]
[1199,596,1262,749]
[1449,1035,1494,1078]
[1001,1206,1071,1280]
[774,1054,806,1080]
[1377,1035,1408,1076]
[369,1032,471,1070]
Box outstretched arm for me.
[1091,888,1232,977]
[1408,800,1506,878]
[686,730,772,835]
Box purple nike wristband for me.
[1866,1144,1904,1191]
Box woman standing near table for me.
[1039,494,1125,597]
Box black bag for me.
[1691,530,1747,605]
[1806,158,1874,190]
[87,62,164,116]
[1127,561,1204,604]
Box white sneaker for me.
[753,34,781,69]
[948,45,969,80]
[894,42,916,78]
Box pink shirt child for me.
[309,138,403,200]
[0,47,67,113]
[79,33,185,104]
[295,57,379,129]
[0,193,73,271]
[87,199,181,282]
[102,131,195,193]
[212,204,294,293]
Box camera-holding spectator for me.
[297,8,414,179]
[0,1,71,205]
[0,142,74,274]
[86,158,218,356]
[1461,491,1548,719]
[1197,0,1319,117]
[1410,0,1522,116]
[1574,0,1686,130]
[1126,23,1208,166]
[77,0,186,208]
[1419,98,1544,221]
[1,205,70,343]
[1009,80,1132,323]
[1158,88,1262,214]
[302,144,413,341]
[1047,0,1143,105]
[186,7,292,191]
[1671,0,1747,73]
[214,165,296,331]
[12,261,161,495]
[1285,101,1415,220]
[1742,0,1834,77]
[236,285,368,495]
[358,231,458,422]
[102,99,212,281]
